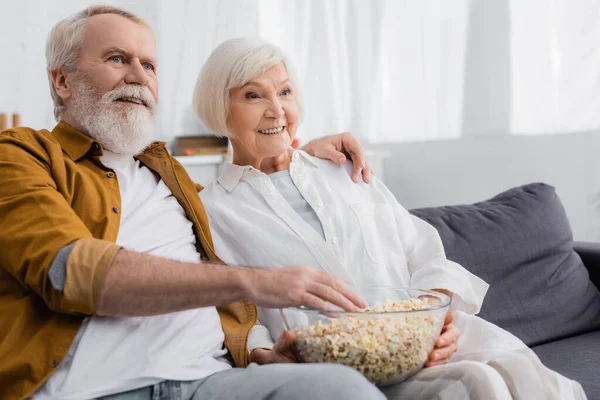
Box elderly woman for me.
[194,38,586,400]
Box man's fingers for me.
[315,142,347,165]
[361,163,373,183]
[320,274,368,309]
[299,292,334,311]
[309,283,362,312]
[348,150,365,183]
[340,132,366,168]
[351,162,363,183]
[339,132,369,183]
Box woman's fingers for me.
[436,323,460,348]
[425,323,460,367]
[425,340,459,367]
[272,331,298,363]
[443,311,454,326]
[434,339,459,360]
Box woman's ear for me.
[49,69,73,102]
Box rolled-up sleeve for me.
[406,215,489,314]
[0,134,120,315]
[371,178,489,314]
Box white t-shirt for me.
[34,151,231,400]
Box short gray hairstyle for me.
[193,37,303,137]
[46,5,149,121]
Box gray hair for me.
[193,37,303,137]
[46,5,148,121]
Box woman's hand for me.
[249,331,298,365]
[425,311,460,367]
[302,132,373,183]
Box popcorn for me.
[293,298,441,384]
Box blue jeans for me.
[97,363,385,400]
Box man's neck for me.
[61,112,95,141]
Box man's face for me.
[62,14,159,155]
[74,13,158,106]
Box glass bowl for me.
[281,287,450,385]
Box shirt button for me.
[107,171,115,178]
[112,207,120,214]
[51,359,58,367]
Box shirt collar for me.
[217,150,320,193]
[293,149,320,168]
[217,163,260,192]
[51,120,100,161]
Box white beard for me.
[70,76,157,156]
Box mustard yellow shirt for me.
[0,121,256,400]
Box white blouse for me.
[200,150,489,345]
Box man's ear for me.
[49,69,73,102]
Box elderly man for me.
[0,6,384,400]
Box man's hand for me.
[302,132,373,183]
[250,331,297,365]
[241,266,366,311]
[425,311,460,367]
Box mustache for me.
[101,85,157,112]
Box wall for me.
[374,131,600,241]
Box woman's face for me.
[228,62,299,166]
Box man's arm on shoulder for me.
[0,132,120,315]
[301,132,373,183]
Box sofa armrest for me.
[574,241,600,289]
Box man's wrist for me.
[230,266,257,303]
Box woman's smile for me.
[258,126,286,135]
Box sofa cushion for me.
[532,330,600,399]
[410,183,600,346]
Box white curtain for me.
[510,0,600,134]
[257,0,384,145]
[256,0,471,144]
[154,0,260,143]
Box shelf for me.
[174,155,225,166]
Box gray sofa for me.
[410,183,600,399]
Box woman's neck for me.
[260,150,293,174]
[231,146,292,174]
